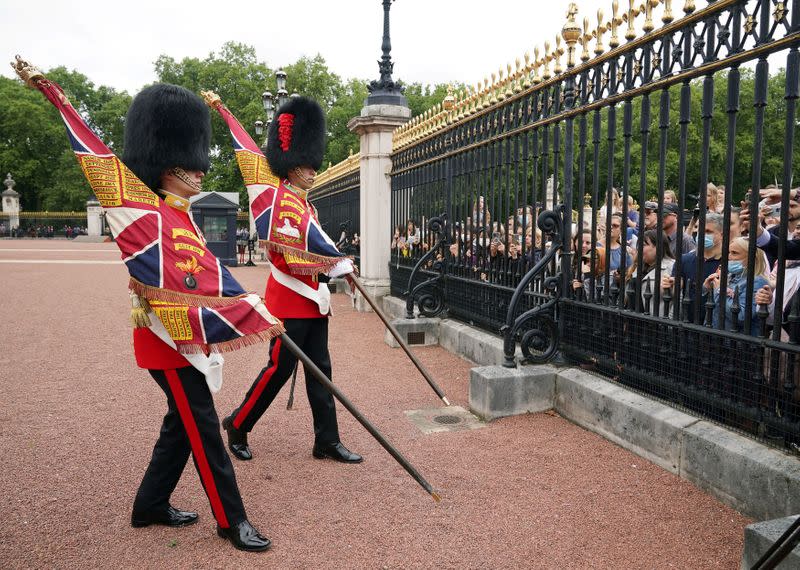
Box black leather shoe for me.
[217,520,271,552]
[131,505,199,528]
[312,442,363,463]
[222,415,252,461]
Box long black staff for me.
[286,363,299,410]
[348,277,450,406]
[279,333,441,502]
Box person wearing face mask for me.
[662,212,724,322]
[703,237,769,336]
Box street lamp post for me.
[249,69,299,265]
[366,0,407,106]
[254,69,295,153]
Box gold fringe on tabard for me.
[129,278,251,308]
[129,291,152,328]
[259,240,351,276]
[174,322,286,355]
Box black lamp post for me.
[366,0,407,106]
[254,69,297,152]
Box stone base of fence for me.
[741,515,800,569]
[380,294,800,540]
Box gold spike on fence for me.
[390,0,703,153]
[310,149,360,190]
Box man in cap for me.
[643,201,659,232]
[661,202,696,258]
[220,96,363,465]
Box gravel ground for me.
[0,240,750,569]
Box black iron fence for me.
[389,0,800,454]
[310,157,361,266]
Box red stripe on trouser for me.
[233,338,283,429]
[164,369,230,528]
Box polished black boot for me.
[312,442,363,463]
[222,415,252,461]
[131,505,199,528]
[217,520,271,552]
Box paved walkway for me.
[0,241,749,569]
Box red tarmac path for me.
[0,240,749,569]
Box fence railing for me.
[389,0,800,456]
[310,155,361,264]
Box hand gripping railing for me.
[404,214,449,319]
[501,208,564,367]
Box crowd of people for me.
[395,184,800,342]
[0,223,88,238]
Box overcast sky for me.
[2,0,615,95]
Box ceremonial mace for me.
[348,276,450,406]
[279,332,441,502]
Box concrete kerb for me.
[680,421,800,521]
[555,368,700,474]
[381,295,515,365]
[470,364,556,421]
[376,295,800,522]
[741,515,800,569]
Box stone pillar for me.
[86,199,103,237]
[348,104,411,311]
[2,173,20,235]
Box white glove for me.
[328,258,354,278]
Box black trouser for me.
[230,317,339,445]
[133,366,246,529]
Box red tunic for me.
[264,250,328,319]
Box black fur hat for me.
[266,96,326,178]
[122,83,211,192]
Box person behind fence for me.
[598,213,631,273]
[662,212,724,321]
[628,229,675,317]
[702,237,769,335]
[642,201,659,231]
[391,224,408,258]
[756,256,800,341]
[740,187,800,262]
[572,247,607,300]
[471,195,490,230]
[404,219,420,253]
[662,202,695,257]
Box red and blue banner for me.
[204,92,345,275]
[25,75,283,353]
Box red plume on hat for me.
[266,96,326,178]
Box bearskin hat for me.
[122,83,211,192]
[266,96,326,178]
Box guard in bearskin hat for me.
[219,96,363,465]
[122,84,272,552]
[13,54,277,553]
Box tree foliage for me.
[0,68,130,211]
[9,41,790,215]
[0,42,454,211]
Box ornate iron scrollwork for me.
[404,214,449,319]
[501,208,564,367]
